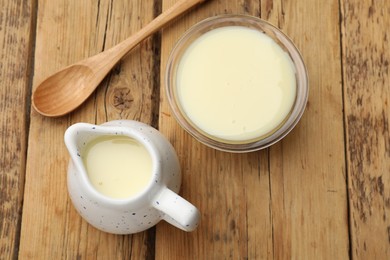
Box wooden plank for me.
[268,0,350,258]
[158,1,273,258]
[19,0,160,258]
[341,0,390,258]
[156,1,272,259]
[0,0,36,258]
[158,0,349,258]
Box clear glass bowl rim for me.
[165,14,309,153]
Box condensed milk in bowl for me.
[166,15,308,152]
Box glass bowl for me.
[165,14,308,152]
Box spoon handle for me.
[118,0,208,57]
[85,0,208,76]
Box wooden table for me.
[1,0,389,259]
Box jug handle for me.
[154,188,200,231]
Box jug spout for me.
[65,122,124,188]
[64,122,136,164]
[64,123,105,164]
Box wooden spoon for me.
[32,0,207,117]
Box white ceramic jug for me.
[64,120,200,234]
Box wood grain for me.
[158,0,349,259]
[0,0,385,258]
[268,0,350,258]
[341,0,390,258]
[0,0,35,258]
[19,0,160,258]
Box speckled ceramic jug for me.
[64,120,200,234]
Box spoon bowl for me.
[32,65,94,117]
[32,0,207,117]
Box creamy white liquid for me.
[176,26,297,142]
[83,136,153,199]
